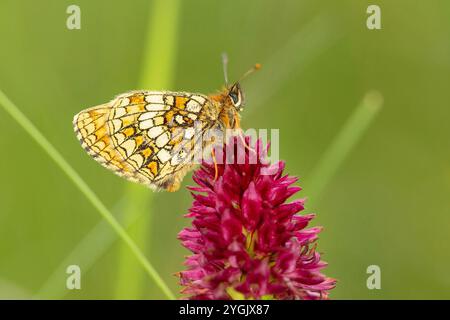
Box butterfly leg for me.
[232,113,255,154]
[211,148,219,181]
[239,132,255,153]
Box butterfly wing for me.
[73,91,214,191]
[73,103,147,184]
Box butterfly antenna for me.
[237,63,262,84]
[222,52,229,86]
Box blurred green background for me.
[0,0,449,299]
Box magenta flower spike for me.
[178,137,336,300]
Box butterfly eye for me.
[228,85,243,108]
[229,92,239,105]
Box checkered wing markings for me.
[107,92,210,182]
[73,105,142,182]
[167,121,213,173]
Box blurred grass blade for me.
[0,278,32,299]
[0,89,175,300]
[114,0,181,299]
[139,0,180,89]
[35,198,127,299]
[307,91,383,202]
[114,186,153,299]
[247,12,343,112]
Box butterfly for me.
[73,56,260,192]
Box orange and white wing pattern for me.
[73,91,215,191]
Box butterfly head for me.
[221,53,260,112]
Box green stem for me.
[0,89,175,300]
[307,91,383,202]
[114,0,181,299]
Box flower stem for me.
[307,91,383,202]
[113,0,181,299]
[0,89,175,300]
